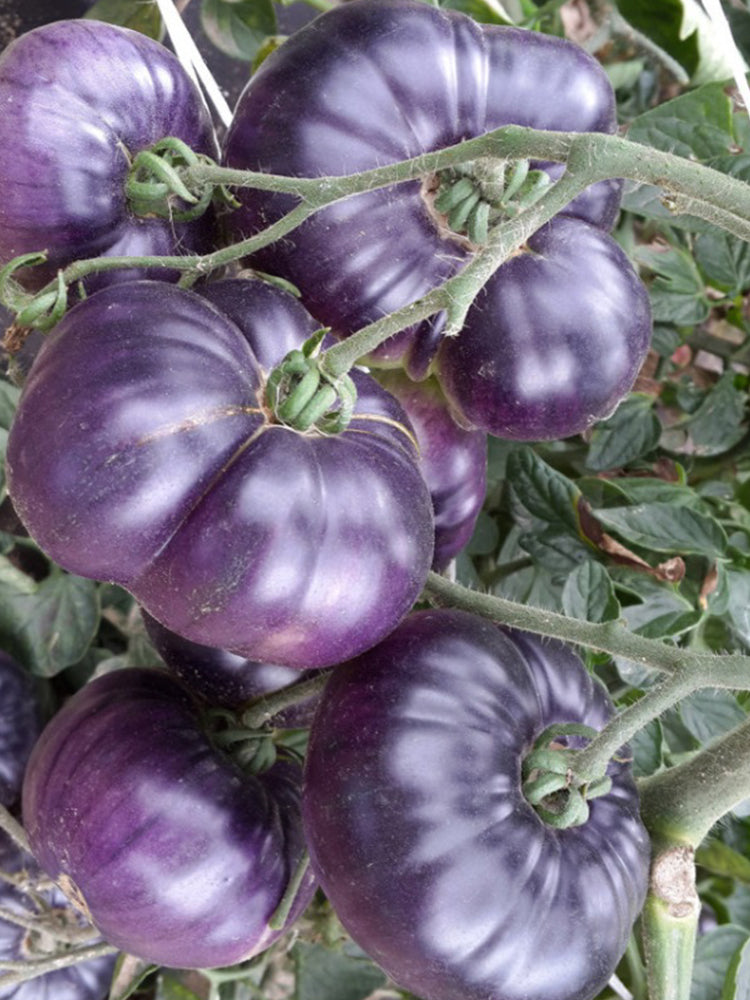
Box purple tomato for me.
[22,668,316,968]
[303,609,650,1000]
[435,216,652,440]
[0,652,41,808]
[375,371,486,570]
[141,609,319,727]
[0,19,217,291]
[6,280,434,669]
[0,831,115,1000]
[222,0,623,371]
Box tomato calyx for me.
[424,157,553,247]
[265,329,358,434]
[125,137,237,223]
[521,723,613,830]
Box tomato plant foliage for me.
[2,1,750,1000]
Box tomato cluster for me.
[0,1,653,996]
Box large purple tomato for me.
[303,609,650,1000]
[6,280,434,669]
[141,609,320,728]
[222,0,624,373]
[0,19,217,291]
[0,652,41,808]
[0,831,116,1000]
[22,668,316,968]
[375,371,486,570]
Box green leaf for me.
[680,689,746,745]
[0,381,20,431]
[615,0,700,78]
[506,447,581,536]
[85,0,163,37]
[562,561,621,623]
[619,587,702,639]
[439,0,512,23]
[683,373,747,457]
[108,954,158,1000]
[697,840,750,886]
[0,572,101,677]
[695,229,750,295]
[293,941,386,1000]
[692,926,749,1000]
[629,718,665,777]
[634,245,712,325]
[582,476,703,510]
[519,528,592,574]
[628,81,735,161]
[201,0,276,61]
[594,503,728,557]
[154,972,206,1000]
[585,394,661,471]
[722,935,750,1000]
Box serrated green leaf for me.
[584,476,704,509]
[519,528,592,574]
[630,718,665,777]
[698,840,750,886]
[680,689,746,744]
[684,372,747,457]
[585,394,661,471]
[506,447,581,535]
[634,245,711,325]
[594,503,727,556]
[85,0,163,37]
[2,573,101,677]
[695,229,750,295]
[692,926,749,1000]
[562,561,621,623]
[293,941,386,1000]
[201,0,276,60]
[628,81,735,160]
[620,587,702,639]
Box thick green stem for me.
[422,572,750,685]
[639,716,750,848]
[641,874,699,1000]
[240,669,333,730]
[573,672,701,782]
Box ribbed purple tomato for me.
[222,0,623,372]
[375,371,486,570]
[0,19,217,291]
[303,609,650,1000]
[141,609,319,727]
[0,831,116,1000]
[22,668,316,968]
[435,215,652,440]
[6,280,434,669]
[0,652,41,808]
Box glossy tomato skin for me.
[375,371,486,570]
[0,652,41,807]
[223,0,621,367]
[141,609,319,727]
[6,280,434,669]
[303,609,650,1000]
[22,668,316,969]
[0,19,217,290]
[0,832,115,1000]
[435,216,653,439]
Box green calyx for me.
[0,252,68,333]
[266,330,358,434]
[125,136,238,222]
[430,157,553,245]
[521,723,613,830]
